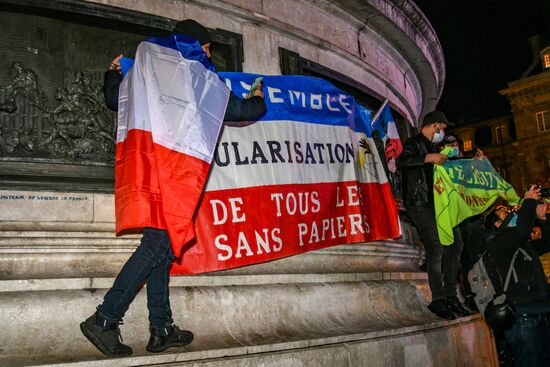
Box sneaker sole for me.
[80,322,133,358]
[146,335,194,353]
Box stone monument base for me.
[0,190,498,366]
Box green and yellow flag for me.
[433,154,520,245]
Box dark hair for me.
[173,19,211,45]
[484,209,501,229]
[484,205,513,229]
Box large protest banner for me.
[433,157,520,245]
[170,72,401,275]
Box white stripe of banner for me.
[117,41,229,163]
[206,120,388,191]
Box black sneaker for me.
[80,313,133,357]
[427,299,456,320]
[447,297,471,317]
[146,325,194,353]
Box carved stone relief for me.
[0,62,115,161]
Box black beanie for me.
[173,19,211,45]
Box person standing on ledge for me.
[80,19,266,358]
[397,111,470,320]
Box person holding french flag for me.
[80,19,266,358]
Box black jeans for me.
[504,313,550,367]
[408,205,464,301]
[97,228,175,329]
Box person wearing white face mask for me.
[397,111,470,320]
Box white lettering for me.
[210,199,228,225]
[311,191,320,213]
[337,216,346,237]
[310,94,323,109]
[326,94,340,112]
[215,234,232,261]
[347,185,360,206]
[235,232,254,258]
[268,87,284,103]
[349,214,364,235]
[335,187,345,207]
[272,228,283,252]
[339,94,352,113]
[229,197,246,223]
[255,228,271,254]
[270,193,284,217]
[309,221,320,244]
[298,223,308,246]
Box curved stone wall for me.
[84,0,445,124]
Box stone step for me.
[1,276,466,366]
[35,315,494,367]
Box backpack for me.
[468,247,533,331]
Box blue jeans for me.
[504,313,550,367]
[97,228,175,329]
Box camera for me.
[541,187,550,198]
[534,184,550,199]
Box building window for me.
[536,111,550,132]
[543,47,550,70]
[495,125,507,144]
[463,139,473,152]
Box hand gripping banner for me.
[170,72,401,274]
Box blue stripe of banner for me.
[220,72,372,135]
[116,41,373,135]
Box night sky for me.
[413,0,550,124]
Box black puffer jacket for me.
[396,133,439,207]
[103,70,266,121]
[484,199,550,307]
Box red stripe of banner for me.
[115,129,211,256]
[172,181,399,274]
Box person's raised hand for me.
[524,184,542,201]
[109,54,123,74]
[250,83,264,98]
[425,153,447,165]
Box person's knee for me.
[139,228,173,259]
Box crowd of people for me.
[398,111,550,367]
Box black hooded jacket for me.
[483,199,550,309]
[396,132,439,208]
[103,70,266,121]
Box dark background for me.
[414,0,550,124]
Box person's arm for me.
[103,70,122,112]
[223,91,266,122]
[533,202,550,255]
[103,55,123,112]
[515,198,538,240]
[396,138,425,169]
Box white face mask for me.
[431,128,445,143]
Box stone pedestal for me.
[0,190,498,366]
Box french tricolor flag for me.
[370,100,403,173]
[115,35,230,256]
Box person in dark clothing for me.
[80,19,266,358]
[397,111,469,320]
[104,61,266,121]
[483,185,550,367]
